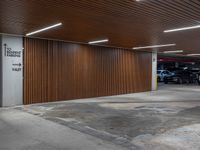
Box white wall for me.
[152,52,157,91]
[1,35,23,106]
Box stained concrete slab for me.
[2,84,200,150]
[0,108,128,150]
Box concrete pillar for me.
[175,62,179,68]
[152,52,157,91]
[160,64,164,70]
[0,34,23,107]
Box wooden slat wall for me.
[24,38,152,104]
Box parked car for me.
[157,70,174,82]
[189,70,200,84]
[197,72,200,85]
[164,70,194,84]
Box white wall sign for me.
[1,35,23,106]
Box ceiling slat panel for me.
[0,0,200,53]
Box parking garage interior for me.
[157,54,200,85]
[0,1,200,150]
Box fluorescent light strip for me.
[163,50,183,54]
[164,25,200,33]
[88,39,109,44]
[133,43,176,50]
[187,54,200,56]
[26,23,62,36]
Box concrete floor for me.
[1,84,200,150]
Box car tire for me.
[158,77,161,82]
[178,78,183,84]
[164,80,168,84]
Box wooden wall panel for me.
[24,38,152,104]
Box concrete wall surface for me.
[152,52,157,91]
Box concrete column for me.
[152,52,157,91]
[160,64,164,70]
[175,62,179,68]
[0,34,23,107]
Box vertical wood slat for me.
[23,37,152,105]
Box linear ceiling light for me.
[26,23,62,36]
[163,50,183,54]
[88,39,109,44]
[187,54,200,56]
[133,43,176,50]
[164,25,200,33]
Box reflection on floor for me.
[2,84,200,150]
